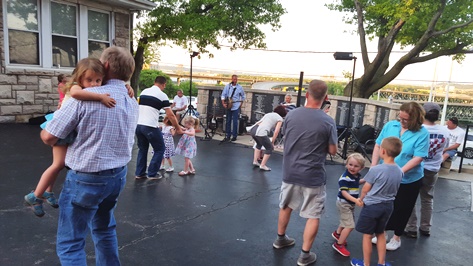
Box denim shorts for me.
[355,201,393,234]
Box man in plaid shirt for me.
[41,46,138,265]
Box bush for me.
[138,69,177,96]
[177,81,198,97]
[327,81,345,96]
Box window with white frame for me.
[51,2,77,68]
[4,0,112,68]
[88,10,110,59]
[6,0,40,65]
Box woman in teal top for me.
[371,102,429,251]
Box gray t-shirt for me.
[363,164,403,206]
[255,112,283,136]
[282,107,337,187]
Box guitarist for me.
[221,74,246,142]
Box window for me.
[4,0,114,68]
[6,0,40,65]
[51,2,77,67]
[88,10,110,58]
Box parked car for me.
[158,96,198,122]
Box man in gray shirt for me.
[272,80,337,266]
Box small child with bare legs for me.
[332,153,366,257]
[351,137,403,266]
[160,117,176,172]
[175,116,198,176]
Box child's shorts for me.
[336,199,355,228]
[55,131,77,146]
[355,201,393,235]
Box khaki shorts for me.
[336,199,355,228]
[279,182,326,219]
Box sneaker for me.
[272,235,295,249]
[231,137,237,141]
[24,192,45,217]
[371,232,388,245]
[332,242,350,256]
[260,165,271,171]
[148,173,163,180]
[160,165,166,170]
[43,191,59,208]
[351,258,365,266]
[386,237,401,251]
[332,230,340,241]
[297,251,317,266]
[165,167,174,172]
[404,230,417,238]
[419,229,430,236]
[220,137,230,143]
[135,175,147,180]
[252,161,261,167]
[377,263,392,266]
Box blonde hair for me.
[163,117,173,126]
[381,137,403,158]
[182,116,199,129]
[65,58,105,93]
[346,153,365,167]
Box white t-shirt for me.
[173,95,188,109]
[446,125,465,151]
[255,112,283,137]
[424,124,450,172]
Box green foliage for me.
[138,69,176,96]
[177,81,198,97]
[326,0,473,98]
[131,0,286,90]
[327,82,345,96]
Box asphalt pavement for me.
[0,124,472,266]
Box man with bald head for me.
[41,46,138,265]
[272,80,338,265]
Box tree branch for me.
[409,45,473,64]
[354,0,369,68]
[431,18,473,37]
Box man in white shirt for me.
[442,117,465,162]
[171,90,188,120]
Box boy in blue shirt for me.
[351,137,404,266]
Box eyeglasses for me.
[397,115,410,123]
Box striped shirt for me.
[138,85,171,128]
[45,79,139,172]
[337,169,361,204]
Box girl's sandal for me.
[178,171,189,176]
[189,169,196,175]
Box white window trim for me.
[3,0,115,71]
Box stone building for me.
[0,0,155,123]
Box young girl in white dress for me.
[175,116,198,176]
[160,117,176,172]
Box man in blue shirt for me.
[221,74,246,141]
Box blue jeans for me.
[57,166,127,266]
[225,109,240,138]
[135,125,165,177]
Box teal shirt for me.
[376,120,429,184]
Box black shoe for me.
[221,137,230,142]
[404,230,417,238]
[231,137,237,141]
[419,229,430,236]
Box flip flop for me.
[178,171,189,176]
[189,169,196,174]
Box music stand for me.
[333,52,371,162]
[178,51,212,141]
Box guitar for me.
[209,98,218,130]
[224,98,243,110]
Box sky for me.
[157,0,473,86]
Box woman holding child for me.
[371,102,429,251]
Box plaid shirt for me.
[46,80,139,172]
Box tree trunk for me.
[131,43,146,95]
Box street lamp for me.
[189,51,200,108]
[333,52,370,162]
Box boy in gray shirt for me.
[351,137,403,266]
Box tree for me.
[327,0,473,98]
[131,0,286,91]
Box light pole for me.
[189,51,200,108]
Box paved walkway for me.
[0,124,472,265]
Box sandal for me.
[178,171,189,176]
[189,169,196,174]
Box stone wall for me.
[197,86,401,129]
[0,2,131,123]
